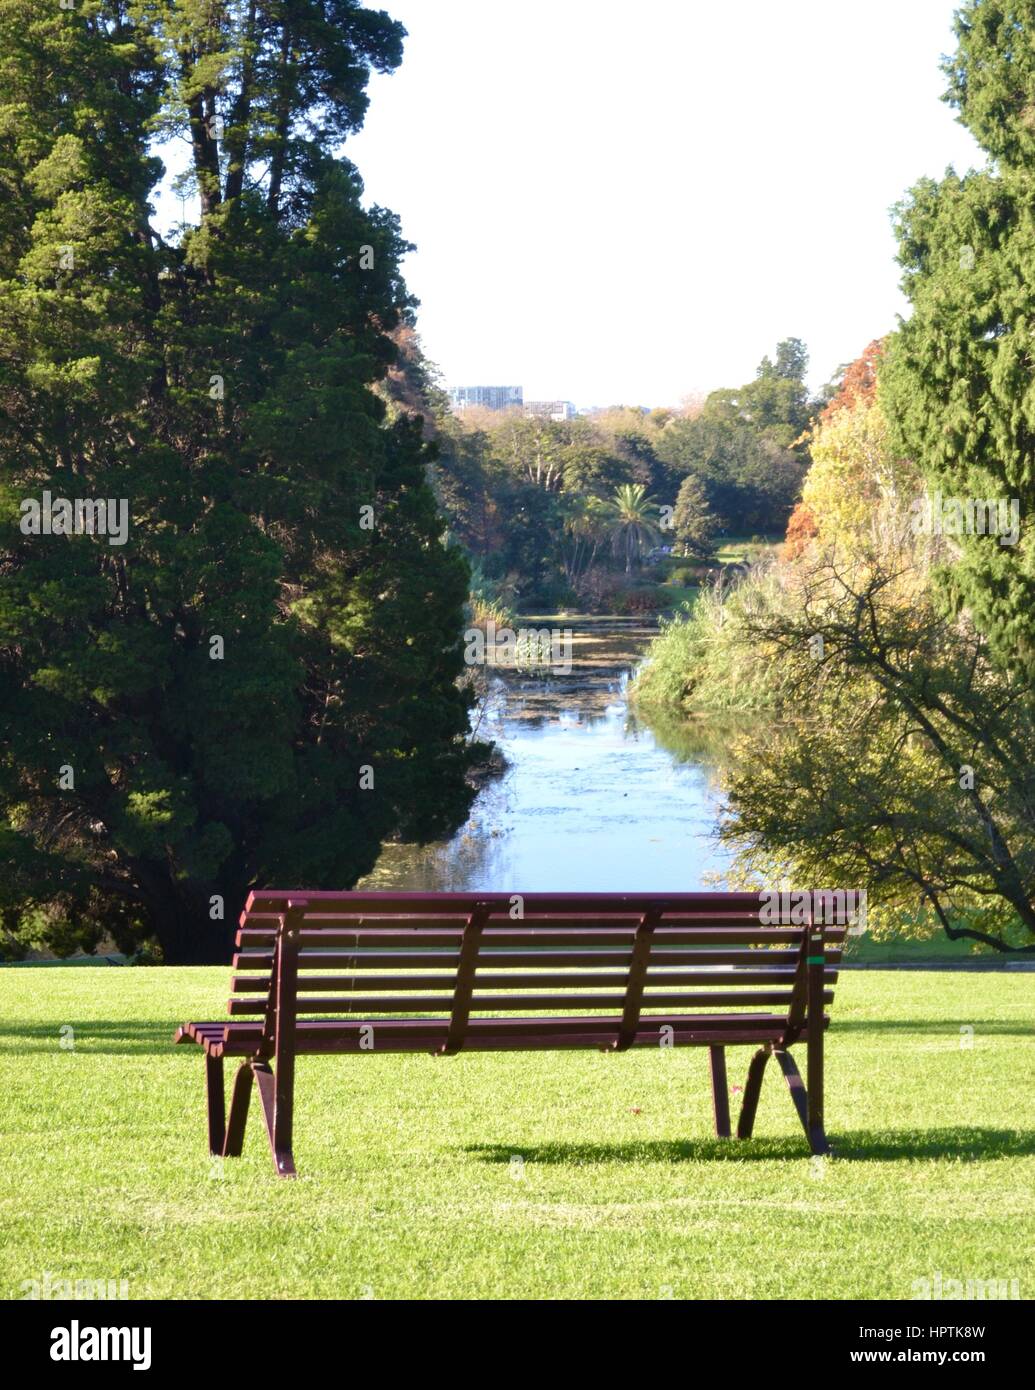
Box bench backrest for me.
[232,891,846,1054]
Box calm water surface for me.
[359,617,731,893]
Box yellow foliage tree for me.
[801,396,917,546]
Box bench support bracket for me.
[774,1049,830,1156]
[214,899,306,1177]
[222,1060,254,1158]
[736,1046,771,1139]
[253,1060,297,1177]
[215,1057,298,1176]
[734,1044,830,1155]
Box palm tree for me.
[600,483,663,573]
[559,493,608,588]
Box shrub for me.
[632,562,793,713]
[617,586,668,614]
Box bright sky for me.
[345,0,986,408]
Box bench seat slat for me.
[179,1011,830,1056]
[227,988,835,1015]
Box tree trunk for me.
[147,886,239,965]
[224,0,258,203]
[186,92,222,218]
[267,25,294,216]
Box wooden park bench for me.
[174,890,843,1176]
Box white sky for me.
[345,0,986,407]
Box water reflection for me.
[358,616,732,892]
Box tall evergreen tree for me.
[0,1,478,963]
[882,0,1035,675]
[704,338,813,449]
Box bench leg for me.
[806,1018,829,1156]
[205,1054,226,1155]
[773,1049,831,1156]
[252,1062,297,1178]
[736,1046,770,1139]
[708,1045,731,1138]
[222,1061,254,1158]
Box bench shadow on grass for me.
[0,1019,176,1053]
[464,1128,1035,1165]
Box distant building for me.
[525,400,577,421]
[449,385,523,413]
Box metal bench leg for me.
[774,1049,831,1155]
[222,1060,254,1158]
[252,1061,297,1178]
[708,1046,731,1137]
[736,1046,770,1139]
[205,1054,226,1156]
[806,1019,830,1156]
[773,1049,808,1133]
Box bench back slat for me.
[228,989,836,1016]
[244,890,766,914]
[236,926,841,949]
[231,948,842,972]
[230,968,839,993]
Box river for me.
[358,616,732,893]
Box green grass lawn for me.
[659,582,699,609]
[1,966,1032,1300]
[710,537,774,565]
[845,932,1026,964]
